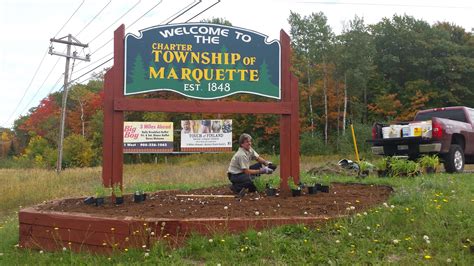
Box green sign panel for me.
[124,23,281,99]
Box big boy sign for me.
[124,23,281,99]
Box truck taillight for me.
[432,122,443,139]
[372,127,376,139]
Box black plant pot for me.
[265,188,277,196]
[424,167,436,174]
[319,185,330,193]
[134,193,147,203]
[95,197,105,206]
[83,196,95,205]
[115,197,124,205]
[291,189,302,197]
[377,170,388,178]
[315,184,322,191]
[359,170,369,177]
[307,186,317,194]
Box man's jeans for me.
[228,163,263,193]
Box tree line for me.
[1,13,473,167]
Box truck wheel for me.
[443,144,464,173]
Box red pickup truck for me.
[369,106,474,173]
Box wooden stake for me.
[176,194,235,198]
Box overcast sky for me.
[1,0,472,128]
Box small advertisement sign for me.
[180,119,232,152]
[124,23,281,99]
[123,122,173,153]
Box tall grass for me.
[0,156,472,264]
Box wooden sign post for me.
[102,24,299,191]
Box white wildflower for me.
[392,239,400,244]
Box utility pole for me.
[49,34,90,172]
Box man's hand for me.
[260,166,274,174]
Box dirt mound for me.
[307,163,359,176]
[35,183,392,219]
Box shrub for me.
[63,134,94,168]
[389,158,420,177]
[418,155,440,169]
[374,157,388,171]
[253,176,267,192]
[266,175,281,189]
[300,172,318,187]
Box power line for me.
[18,57,62,117]
[127,0,165,29]
[8,0,210,127]
[3,0,86,127]
[70,57,113,85]
[76,0,113,37]
[162,0,202,24]
[46,74,66,95]
[90,0,165,56]
[185,0,221,22]
[75,0,208,80]
[71,1,142,72]
[88,0,142,44]
[54,0,86,38]
[73,52,113,74]
[297,1,472,9]
[3,47,49,127]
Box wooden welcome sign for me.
[102,23,299,191]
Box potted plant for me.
[418,155,440,174]
[319,183,330,193]
[406,160,420,177]
[389,158,420,177]
[83,196,95,205]
[374,157,389,177]
[300,172,318,194]
[113,183,124,205]
[388,157,406,177]
[94,185,107,206]
[253,176,267,194]
[134,190,146,203]
[265,176,280,196]
[132,184,147,203]
[288,176,302,197]
[358,161,373,177]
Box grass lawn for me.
[0,156,473,264]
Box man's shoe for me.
[238,188,248,198]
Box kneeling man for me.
[227,133,275,194]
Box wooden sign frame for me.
[102,25,299,191]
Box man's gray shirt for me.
[227,147,259,174]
